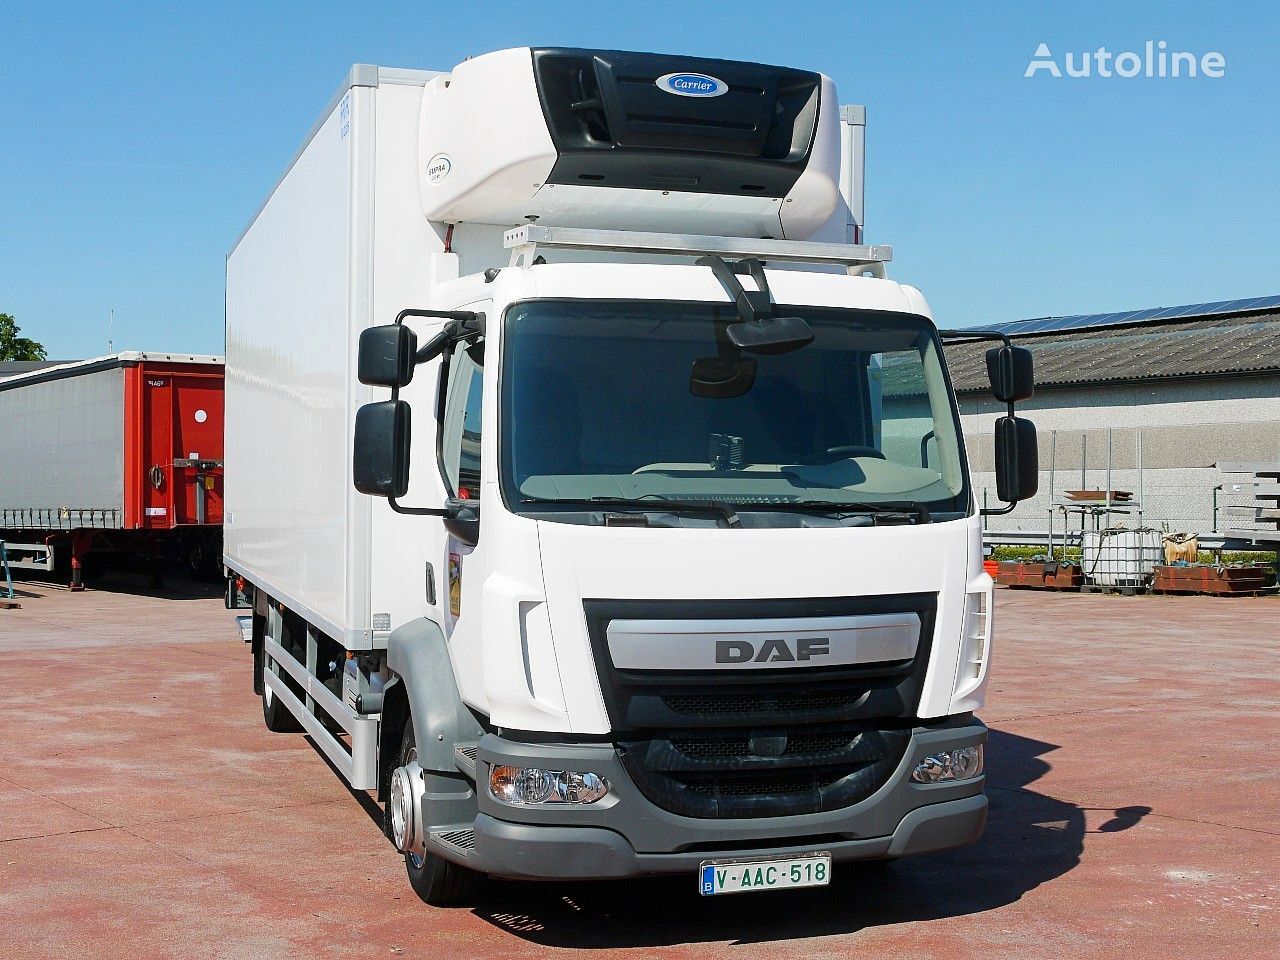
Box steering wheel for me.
[820,445,886,462]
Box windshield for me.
[500,301,970,518]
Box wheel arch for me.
[384,617,485,778]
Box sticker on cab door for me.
[448,551,462,616]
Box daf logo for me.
[655,72,729,98]
[715,637,831,664]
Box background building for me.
[944,296,1280,542]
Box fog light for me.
[911,745,984,784]
[489,765,609,805]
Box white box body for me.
[225,67,451,649]
[224,60,869,650]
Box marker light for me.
[911,745,984,784]
[489,765,609,805]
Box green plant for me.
[989,546,1082,563]
[988,545,1276,566]
[1201,550,1278,566]
[0,313,46,361]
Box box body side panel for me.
[224,89,365,638]
[0,367,127,528]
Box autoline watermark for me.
[1026,41,1226,78]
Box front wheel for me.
[396,723,483,905]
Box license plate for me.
[699,853,831,895]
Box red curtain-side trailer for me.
[0,352,224,588]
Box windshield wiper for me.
[737,500,932,524]
[519,496,742,527]
[595,495,742,527]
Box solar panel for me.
[986,293,1280,336]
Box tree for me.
[0,313,47,361]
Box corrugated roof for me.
[944,306,1280,393]
[987,294,1280,336]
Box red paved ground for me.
[0,575,1276,959]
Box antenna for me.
[108,308,114,353]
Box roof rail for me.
[504,225,891,277]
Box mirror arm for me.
[936,328,1017,418]
[980,501,1018,517]
[412,316,485,365]
[379,308,485,516]
[697,255,772,323]
[396,307,481,326]
[388,497,449,517]
[414,329,454,365]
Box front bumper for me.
[447,718,986,881]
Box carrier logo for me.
[655,72,728,98]
[425,153,452,184]
[716,637,831,664]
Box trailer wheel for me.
[396,723,482,906]
[261,667,302,732]
[184,531,222,582]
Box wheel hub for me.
[389,759,426,854]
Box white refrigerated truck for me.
[224,47,1038,904]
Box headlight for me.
[489,765,609,805]
[911,745,984,784]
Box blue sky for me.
[2,1,1276,358]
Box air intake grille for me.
[435,829,476,851]
[618,728,911,819]
[670,731,858,761]
[662,689,871,721]
[584,593,936,819]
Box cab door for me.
[436,338,485,636]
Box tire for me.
[185,532,222,581]
[262,664,303,732]
[396,722,483,906]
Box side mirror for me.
[690,356,757,399]
[353,400,411,497]
[358,324,417,388]
[985,345,1034,403]
[993,415,1038,503]
[443,497,480,546]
